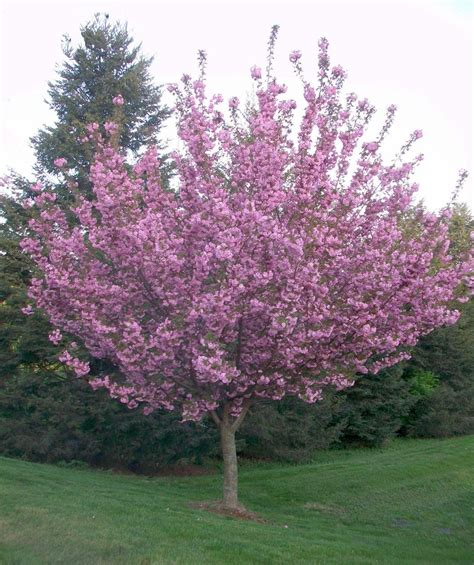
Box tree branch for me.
[236,317,243,370]
[210,410,221,427]
[231,397,252,433]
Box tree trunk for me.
[212,400,251,510]
[220,421,240,510]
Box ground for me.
[0,436,473,564]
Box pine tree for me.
[0,14,172,464]
[31,13,170,194]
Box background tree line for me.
[1,14,472,473]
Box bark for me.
[220,421,240,510]
[216,399,251,510]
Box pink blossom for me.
[59,350,90,377]
[112,94,124,106]
[318,37,329,50]
[53,158,67,168]
[104,121,118,135]
[289,50,302,63]
[331,65,346,78]
[250,65,262,80]
[364,142,379,153]
[22,37,471,428]
[48,329,63,345]
[86,123,100,134]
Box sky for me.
[0,0,472,210]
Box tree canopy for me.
[21,30,472,509]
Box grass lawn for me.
[1,435,473,564]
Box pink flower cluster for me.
[23,40,472,422]
[289,50,302,63]
[53,158,67,168]
[104,121,118,135]
[250,65,262,80]
[58,350,90,377]
[48,329,63,345]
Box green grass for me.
[1,436,473,564]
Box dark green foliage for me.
[406,381,474,438]
[1,12,170,374]
[409,299,474,385]
[0,174,60,382]
[447,202,473,262]
[398,367,440,433]
[0,372,218,472]
[339,366,415,447]
[239,392,346,462]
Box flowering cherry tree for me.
[22,30,472,510]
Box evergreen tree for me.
[0,14,174,467]
[31,13,170,195]
[0,174,58,381]
[339,366,415,447]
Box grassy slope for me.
[0,436,473,564]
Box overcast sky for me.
[0,0,472,209]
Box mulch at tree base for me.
[189,500,268,523]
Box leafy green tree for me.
[1,12,169,376]
[447,202,473,262]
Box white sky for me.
[0,0,472,210]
